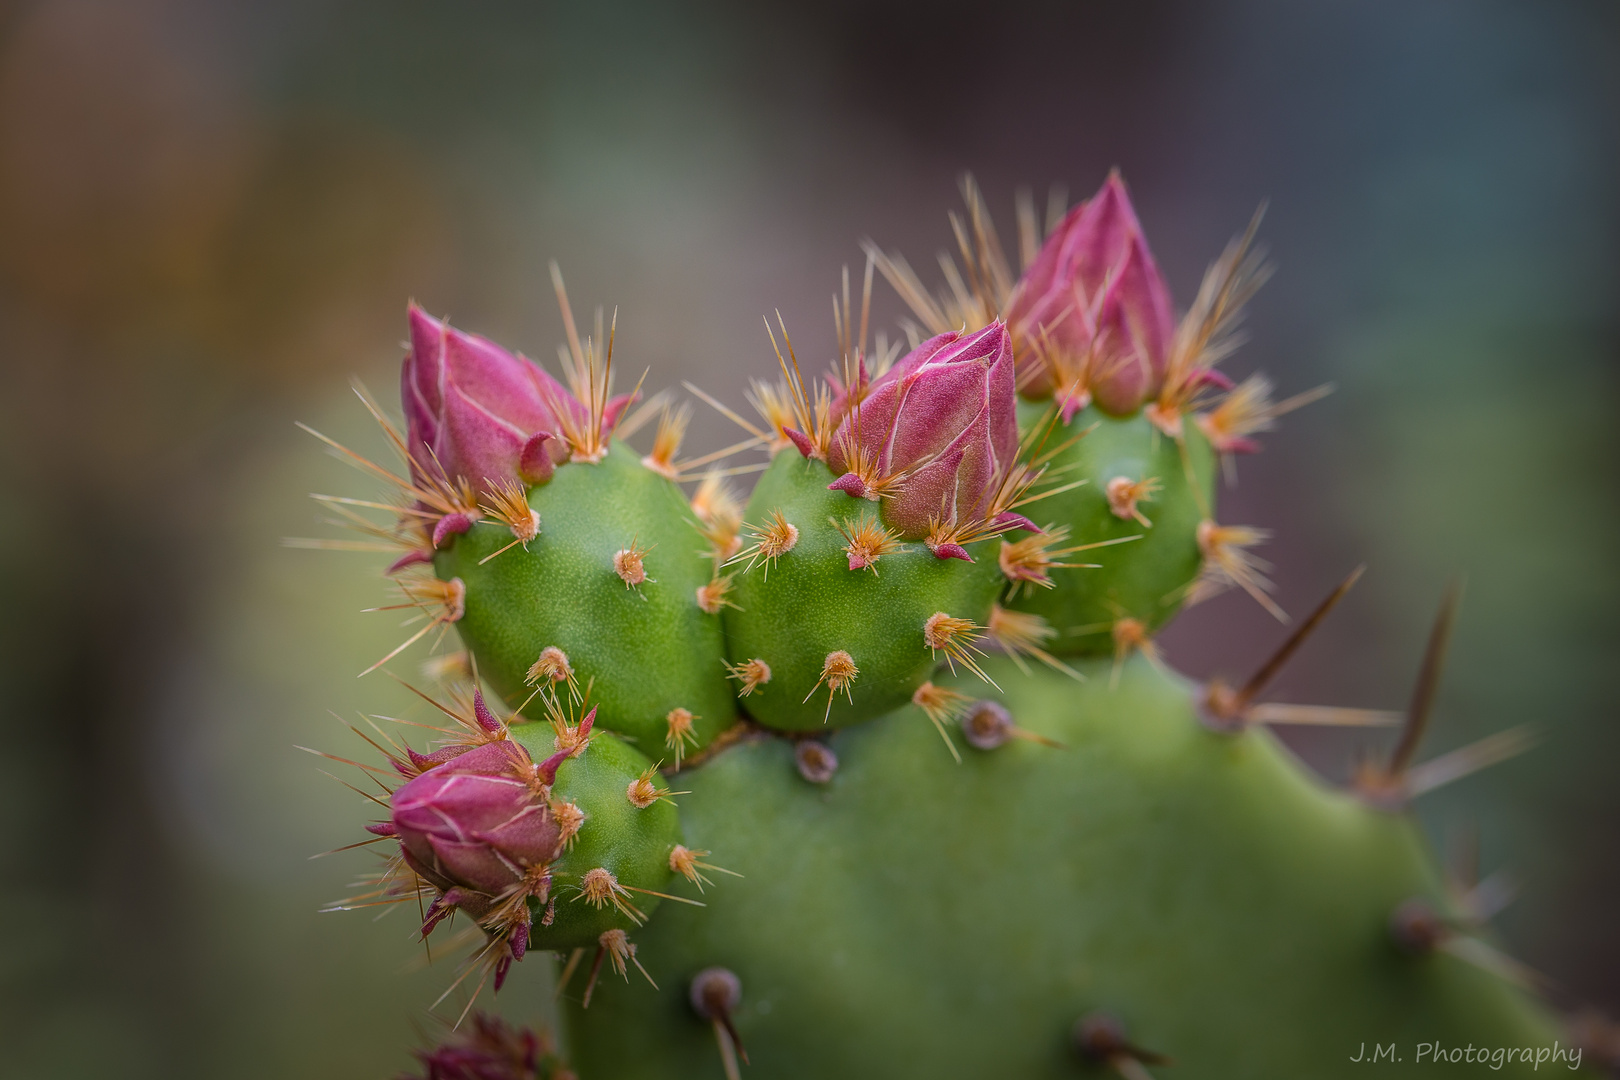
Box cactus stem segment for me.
[665,708,700,766]
[794,739,839,782]
[1189,520,1285,622]
[690,967,749,1078]
[924,612,995,687]
[731,510,799,578]
[832,513,903,573]
[1072,1011,1172,1080]
[724,658,772,697]
[804,650,859,722]
[696,574,737,615]
[1105,476,1162,527]
[613,538,655,589]
[669,845,741,891]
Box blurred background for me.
[0,1,1614,1076]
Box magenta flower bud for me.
[390,739,562,905]
[401,1013,561,1080]
[1005,172,1175,417]
[401,304,586,494]
[826,323,1018,540]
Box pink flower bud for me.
[402,1013,561,1080]
[826,323,1018,539]
[390,739,562,904]
[401,305,586,494]
[1006,172,1174,416]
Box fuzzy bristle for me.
[996,523,1122,597]
[691,470,744,564]
[1105,476,1162,527]
[833,513,903,573]
[422,649,473,686]
[1110,616,1163,689]
[362,574,466,676]
[987,604,1081,680]
[923,612,993,686]
[544,697,597,758]
[696,574,737,615]
[548,263,638,464]
[1200,374,1333,458]
[640,401,691,479]
[574,867,645,925]
[480,478,541,545]
[665,708,699,766]
[669,844,740,893]
[912,680,971,727]
[626,765,668,809]
[1150,209,1271,433]
[745,378,799,455]
[732,510,799,578]
[613,538,655,589]
[550,798,586,849]
[1190,520,1285,621]
[526,646,578,700]
[599,928,656,988]
[724,657,772,697]
[804,650,859,722]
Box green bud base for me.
[435,440,737,752]
[511,723,684,950]
[723,452,1005,731]
[1011,404,1215,655]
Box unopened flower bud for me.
[390,739,563,905]
[401,305,586,494]
[1006,172,1174,417]
[826,322,1018,538]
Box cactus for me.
[302,172,1586,1078]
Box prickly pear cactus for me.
[305,177,1589,1079]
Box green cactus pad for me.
[1009,403,1216,655]
[435,440,737,756]
[562,655,1559,1077]
[508,721,685,951]
[721,452,1005,731]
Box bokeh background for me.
[0,1,1615,1076]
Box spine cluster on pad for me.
[298,175,1590,1080]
